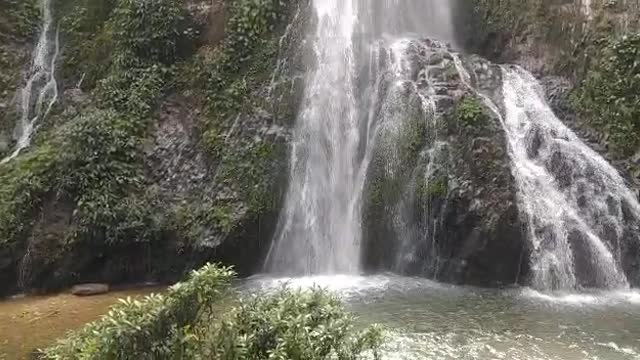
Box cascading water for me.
[498,66,640,290]
[2,0,60,164]
[264,0,362,274]
[265,0,640,291]
[265,0,455,274]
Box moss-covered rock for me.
[361,41,527,287]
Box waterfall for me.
[500,66,640,290]
[265,0,455,274]
[264,0,362,274]
[2,0,60,164]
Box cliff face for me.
[2,1,639,295]
[0,0,308,296]
[455,0,640,191]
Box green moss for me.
[423,178,449,197]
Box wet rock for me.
[547,150,573,189]
[362,42,528,287]
[71,283,109,296]
[526,128,543,158]
[566,230,600,288]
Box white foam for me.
[521,287,640,306]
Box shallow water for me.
[246,275,640,359]
[0,287,161,359]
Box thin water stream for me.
[2,0,60,164]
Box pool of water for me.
[2,276,639,359]
[0,287,162,359]
[246,275,640,360]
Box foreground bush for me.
[42,264,383,359]
[193,288,383,359]
[42,264,235,359]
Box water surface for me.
[247,275,640,359]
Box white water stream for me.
[2,0,60,164]
[500,66,640,290]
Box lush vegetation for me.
[43,263,383,360]
[0,0,41,40]
[172,0,290,241]
[0,0,189,294]
[43,264,235,359]
[574,33,640,157]
[0,0,296,293]
[0,0,183,245]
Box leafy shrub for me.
[58,0,117,87]
[42,264,235,360]
[169,0,290,240]
[201,288,383,360]
[0,144,59,246]
[455,96,488,127]
[43,265,383,360]
[59,0,187,88]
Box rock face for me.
[361,40,528,287]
